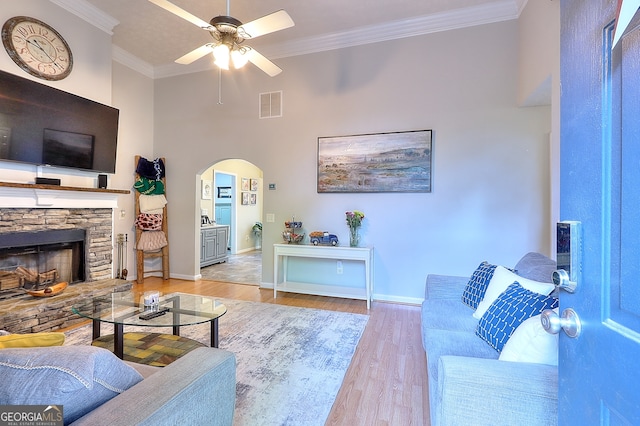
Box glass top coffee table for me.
[72,291,226,360]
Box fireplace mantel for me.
[0,181,130,208]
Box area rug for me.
[64,298,369,426]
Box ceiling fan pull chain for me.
[218,67,223,105]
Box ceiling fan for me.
[149,0,294,76]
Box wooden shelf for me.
[0,181,130,208]
[0,181,130,194]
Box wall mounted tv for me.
[0,70,119,174]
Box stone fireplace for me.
[0,228,86,299]
[0,208,114,290]
[0,183,131,333]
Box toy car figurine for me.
[309,231,339,246]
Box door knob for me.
[541,308,582,338]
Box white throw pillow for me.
[473,266,555,319]
[499,309,559,365]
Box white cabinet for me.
[200,225,229,267]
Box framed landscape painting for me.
[317,129,432,193]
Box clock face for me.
[1,16,73,81]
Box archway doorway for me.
[198,159,263,285]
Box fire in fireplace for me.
[0,229,85,299]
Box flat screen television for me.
[0,70,119,173]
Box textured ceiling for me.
[82,0,526,74]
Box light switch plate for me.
[266,213,275,223]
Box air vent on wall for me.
[259,91,282,119]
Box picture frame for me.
[241,192,249,205]
[201,180,212,199]
[250,178,258,192]
[250,193,257,205]
[317,129,432,193]
[217,186,231,198]
[241,177,250,191]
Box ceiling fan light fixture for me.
[149,0,294,76]
[231,48,249,69]
[212,43,230,70]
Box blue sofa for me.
[72,347,237,425]
[0,344,236,425]
[421,252,558,426]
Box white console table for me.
[273,244,374,309]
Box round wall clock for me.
[1,16,73,81]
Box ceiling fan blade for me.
[148,0,212,29]
[246,48,282,77]
[175,44,213,64]
[238,10,294,39]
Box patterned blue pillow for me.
[461,262,497,309]
[476,282,559,352]
[0,345,143,423]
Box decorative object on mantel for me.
[345,210,365,247]
[25,281,68,297]
[283,217,304,244]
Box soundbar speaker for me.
[98,174,107,189]
[35,177,61,186]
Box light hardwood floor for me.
[130,277,430,425]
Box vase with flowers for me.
[345,210,365,247]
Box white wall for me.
[518,0,561,256]
[154,20,552,303]
[111,62,155,279]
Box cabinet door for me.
[215,227,228,257]
[203,230,217,261]
[200,232,206,262]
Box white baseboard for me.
[170,273,199,281]
[235,247,260,254]
[260,283,422,306]
[372,293,422,306]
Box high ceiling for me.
[80,0,527,75]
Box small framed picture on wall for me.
[250,193,256,205]
[241,178,250,191]
[201,180,212,200]
[250,178,258,192]
[241,192,249,205]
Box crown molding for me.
[150,0,520,79]
[50,0,119,35]
[263,0,520,60]
[112,46,155,78]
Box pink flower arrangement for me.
[345,211,365,229]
